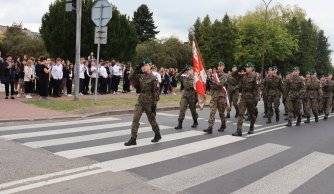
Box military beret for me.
[218,61,225,66]
[232,64,238,68]
[309,70,316,75]
[186,66,193,70]
[245,62,254,68]
[286,71,291,75]
[293,66,300,71]
[320,74,326,78]
[271,66,278,70]
[143,58,152,64]
[305,71,310,75]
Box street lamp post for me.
[261,0,273,78]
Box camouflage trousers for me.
[318,97,324,113]
[227,90,239,113]
[263,94,268,114]
[305,98,319,117]
[267,94,281,118]
[287,97,302,120]
[131,103,160,138]
[178,96,198,121]
[323,97,333,115]
[208,96,226,127]
[237,97,257,129]
[302,97,308,115]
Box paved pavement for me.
[1,106,334,193]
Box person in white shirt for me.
[90,60,97,94]
[79,58,86,95]
[99,61,108,94]
[24,60,34,98]
[152,64,162,86]
[51,58,63,97]
[111,61,122,94]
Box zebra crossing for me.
[1,114,334,193]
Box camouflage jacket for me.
[264,75,283,96]
[239,72,259,100]
[226,71,240,92]
[176,74,197,99]
[305,78,322,99]
[285,75,306,99]
[321,80,334,98]
[211,72,227,98]
[130,72,160,105]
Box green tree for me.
[198,15,214,68]
[298,19,317,71]
[40,0,138,61]
[188,17,201,43]
[0,23,48,58]
[315,30,332,74]
[132,4,159,42]
[135,37,191,69]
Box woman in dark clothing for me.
[38,56,51,99]
[65,63,74,96]
[122,63,131,93]
[2,55,16,99]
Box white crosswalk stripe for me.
[55,130,205,159]
[148,143,290,192]
[23,125,172,148]
[0,117,120,131]
[93,135,245,172]
[0,122,133,140]
[232,152,334,194]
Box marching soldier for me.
[302,71,311,117]
[232,62,259,136]
[226,65,240,119]
[124,58,161,146]
[174,66,199,129]
[264,66,283,124]
[285,67,306,127]
[322,73,334,119]
[282,71,292,117]
[319,74,326,114]
[304,70,322,123]
[203,61,228,134]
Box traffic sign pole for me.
[94,5,104,104]
[74,0,82,100]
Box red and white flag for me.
[192,41,207,110]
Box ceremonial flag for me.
[192,41,207,110]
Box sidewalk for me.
[0,91,180,122]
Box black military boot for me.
[248,121,255,134]
[263,114,268,118]
[218,124,226,132]
[275,111,280,122]
[266,118,271,124]
[175,120,183,130]
[332,108,334,113]
[235,110,239,118]
[151,133,162,143]
[285,120,292,127]
[232,128,242,136]
[304,117,310,123]
[191,119,198,128]
[226,112,230,119]
[324,114,329,120]
[296,116,301,126]
[124,137,137,146]
[203,127,213,134]
[315,115,319,122]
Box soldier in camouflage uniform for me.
[226,65,240,119]
[282,71,292,117]
[263,66,283,124]
[232,62,259,136]
[304,70,322,123]
[174,66,199,130]
[285,67,306,127]
[318,74,326,114]
[302,72,310,117]
[262,71,269,118]
[322,73,334,119]
[203,61,228,134]
[124,58,161,146]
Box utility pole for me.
[74,0,82,100]
[261,0,273,78]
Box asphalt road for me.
[1,104,334,194]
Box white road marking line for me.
[0,117,120,131]
[23,125,172,148]
[55,130,204,159]
[157,112,205,120]
[148,143,290,192]
[0,122,133,140]
[93,135,245,172]
[232,152,334,194]
[0,168,107,194]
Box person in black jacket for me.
[2,55,16,99]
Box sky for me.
[0,0,333,64]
